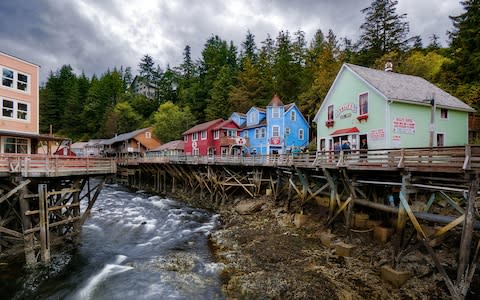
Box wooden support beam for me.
[326,196,352,227]
[18,183,36,266]
[0,179,31,204]
[457,173,479,288]
[79,177,105,226]
[38,184,51,263]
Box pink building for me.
[0,51,54,154]
[183,119,245,156]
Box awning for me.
[330,127,360,136]
[0,130,69,141]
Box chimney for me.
[384,60,393,72]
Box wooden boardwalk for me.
[135,145,480,173]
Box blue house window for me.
[298,129,304,140]
[272,107,280,118]
[290,110,296,121]
[272,126,280,137]
[261,128,265,138]
[285,127,291,135]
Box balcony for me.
[219,136,248,147]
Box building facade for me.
[313,63,474,152]
[101,127,161,157]
[0,51,43,154]
[131,76,157,99]
[240,95,310,155]
[183,119,245,156]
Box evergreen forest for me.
[39,0,480,143]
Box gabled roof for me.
[243,119,268,129]
[231,112,246,117]
[250,106,266,113]
[212,119,240,130]
[182,119,224,135]
[100,127,152,145]
[314,63,474,122]
[267,94,284,107]
[345,63,473,111]
[149,140,184,152]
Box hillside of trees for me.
[39,0,480,143]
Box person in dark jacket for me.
[360,138,368,161]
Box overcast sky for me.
[0,0,463,83]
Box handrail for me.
[137,145,479,172]
[0,154,116,177]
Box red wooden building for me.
[183,119,245,156]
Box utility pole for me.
[429,96,435,147]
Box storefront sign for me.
[270,137,281,145]
[368,128,385,141]
[335,103,357,118]
[393,117,416,134]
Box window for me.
[1,98,29,121]
[1,67,29,93]
[192,132,198,141]
[2,99,13,118]
[227,130,235,137]
[193,148,199,156]
[272,107,280,118]
[261,128,266,138]
[184,135,188,142]
[255,128,260,139]
[437,133,445,147]
[2,137,29,154]
[285,127,291,135]
[249,112,257,124]
[214,130,219,139]
[359,93,368,115]
[243,131,248,138]
[201,130,207,140]
[145,131,151,139]
[298,129,304,140]
[290,110,296,121]
[272,126,280,137]
[440,108,448,119]
[327,105,334,121]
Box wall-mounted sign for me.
[368,128,385,141]
[192,141,198,148]
[270,137,281,145]
[392,135,401,147]
[335,103,357,118]
[393,117,416,134]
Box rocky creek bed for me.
[208,198,456,300]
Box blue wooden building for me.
[231,95,310,155]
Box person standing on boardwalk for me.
[360,138,368,161]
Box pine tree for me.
[357,0,410,66]
[205,65,233,120]
[240,30,258,67]
[448,0,480,83]
[138,54,156,81]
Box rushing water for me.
[2,184,224,300]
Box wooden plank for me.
[24,202,81,216]
[0,226,23,238]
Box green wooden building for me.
[313,63,474,151]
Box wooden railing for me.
[138,145,480,173]
[0,154,117,177]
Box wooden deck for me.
[0,154,116,177]
[136,145,480,173]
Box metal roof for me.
[100,127,151,145]
[345,63,474,111]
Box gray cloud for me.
[0,0,462,83]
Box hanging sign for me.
[335,103,357,118]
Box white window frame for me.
[440,108,448,120]
[285,127,291,135]
[1,136,30,154]
[272,107,280,118]
[298,128,305,140]
[272,125,280,137]
[192,132,198,141]
[436,132,445,147]
[290,110,296,121]
[193,148,199,156]
[1,66,30,94]
[261,128,266,138]
[1,98,30,121]
[255,128,260,139]
[327,105,334,121]
[184,135,188,142]
[214,130,220,140]
[201,130,207,140]
[145,131,151,138]
[359,92,368,115]
[227,130,235,137]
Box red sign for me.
[270,137,281,145]
[192,141,198,148]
